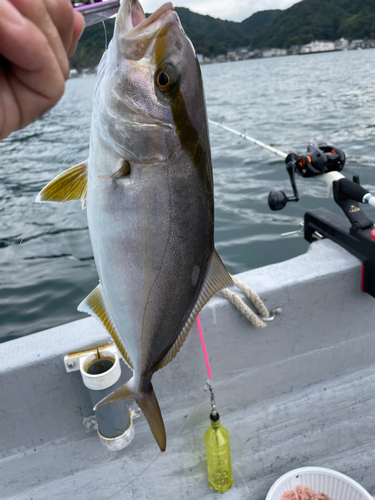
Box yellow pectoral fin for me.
[36,161,88,207]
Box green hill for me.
[241,9,281,38]
[69,0,375,70]
[253,0,375,48]
[172,8,248,56]
[69,6,279,68]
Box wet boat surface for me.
[1,239,375,499]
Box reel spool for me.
[268,143,346,211]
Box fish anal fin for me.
[94,377,166,452]
[78,284,134,370]
[94,379,133,409]
[155,249,233,371]
[36,161,88,208]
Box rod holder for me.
[64,344,135,451]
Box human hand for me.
[0,0,85,139]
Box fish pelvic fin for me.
[36,161,88,209]
[155,249,233,371]
[94,377,166,452]
[78,284,134,370]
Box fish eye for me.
[157,71,170,88]
[155,64,179,95]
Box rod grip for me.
[338,178,368,203]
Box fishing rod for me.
[208,119,287,160]
[208,119,375,210]
[209,118,375,299]
[73,0,120,26]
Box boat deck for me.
[1,239,375,499]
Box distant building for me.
[288,45,301,56]
[263,48,287,57]
[350,39,375,49]
[69,69,78,78]
[348,39,364,50]
[239,48,250,59]
[203,34,370,67]
[335,38,349,50]
[349,40,363,50]
[197,54,204,63]
[249,49,263,59]
[227,51,239,61]
[300,40,335,53]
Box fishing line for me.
[196,315,212,380]
[208,119,287,159]
[107,387,206,499]
[1,19,110,293]
[107,316,214,498]
[102,20,108,50]
[0,109,90,292]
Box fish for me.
[37,0,233,452]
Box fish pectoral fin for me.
[94,378,166,452]
[98,160,131,180]
[155,249,233,371]
[36,160,88,208]
[78,284,134,370]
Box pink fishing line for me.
[196,315,212,380]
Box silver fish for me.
[37,0,233,451]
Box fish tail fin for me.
[135,380,166,452]
[94,377,166,452]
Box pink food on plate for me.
[281,485,331,500]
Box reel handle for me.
[268,190,298,211]
[268,161,299,211]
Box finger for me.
[44,0,75,54]
[68,10,85,58]
[8,0,70,79]
[0,2,65,104]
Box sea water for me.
[1,49,375,341]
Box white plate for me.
[266,467,373,500]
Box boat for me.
[2,205,375,498]
[2,4,375,495]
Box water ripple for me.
[2,53,375,340]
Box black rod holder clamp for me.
[333,178,373,230]
[304,207,375,299]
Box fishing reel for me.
[268,143,346,211]
[267,140,375,298]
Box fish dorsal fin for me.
[36,161,88,208]
[78,284,134,370]
[154,249,233,372]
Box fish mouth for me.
[117,0,174,37]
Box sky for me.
[142,0,298,22]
